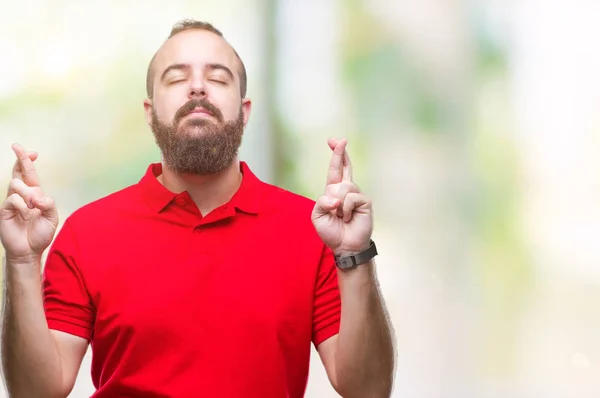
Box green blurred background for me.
[1,0,599,397]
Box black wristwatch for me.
[334,240,378,270]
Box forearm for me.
[2,257,65,398]
[335,261,395,397]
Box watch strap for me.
[334,240,378,270]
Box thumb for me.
[312,195,340,220]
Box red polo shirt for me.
[42,161,341,397]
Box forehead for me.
[154,29,239,75]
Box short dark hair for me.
[145,19,248,99]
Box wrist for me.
[333,240,377,270]
[333,241,373,257]
[4,254,43,278]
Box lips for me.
[188,107,212,116]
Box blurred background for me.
[1,0,599,397]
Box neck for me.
[158,160,243,216]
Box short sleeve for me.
[312,245,341,346]
[42,219,95,341]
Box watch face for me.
[336,257,357,269]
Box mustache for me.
[174,99,224,124]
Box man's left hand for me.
[311,138,373,255]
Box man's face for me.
[143,29,251,175]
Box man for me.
[0,20,395,397]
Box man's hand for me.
[311,138,373,255]
[0,143,59,263]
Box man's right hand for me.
[0,143,59,264]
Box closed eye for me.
[209,78,227,85]
[168,78,187,84]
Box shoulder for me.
[259,181,317,216]
[64,183,142,228]
[240,161,319,219]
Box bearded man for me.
[0,19,396,398]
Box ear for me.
[143,98,153,127]
[241,98,252,127]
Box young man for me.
[0,20,395,397]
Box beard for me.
[150,99,244,176]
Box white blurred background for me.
[1,0,600,397]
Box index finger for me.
[326,138,347,185]
[11,143,40,187]
[11,152,38,175]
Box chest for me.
[85,220,316,346]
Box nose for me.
[189,87,207,99]
[188,70,208,99]
[188,76,207,99]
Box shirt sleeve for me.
[312,245,341,346]
[42,218,95,341]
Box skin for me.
[0,144,87,398]
[311,138,396,397]
[0,28,395,398]
[143,29,252,216]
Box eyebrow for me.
[206,63,234,80]
[160,63,189,81]
[159,63,235,82]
